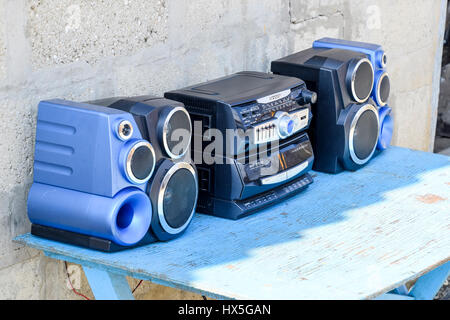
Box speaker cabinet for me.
[313,38,393,150]
[90,96,199,240]
[28,100,155,246]
[90,96,192,161]
[272,48,380,173]
[33,99,155,196]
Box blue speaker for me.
[87,96,198,241]
[313,38,393,150]
[28,184,151,246]
[27,99,155,246]
[377,105,393,150]
[33,99,156,196]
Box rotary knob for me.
[276,112,295,139]
[300,89,317,104]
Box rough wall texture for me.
[0,0,446,299]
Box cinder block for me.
[0,97,36,197]
[0,257,44,299]
[0,188,36,270]
[390,86,433,151]
[129,278,204,300]
[0,96,37,270]
[0,254,90,299]
[168,0,288,70]
[345,0,443,53]
[0,1,5,81]
[26,0,168,68]
[290,16,345,52]
[288,0,345,52]
[289,0,344,24]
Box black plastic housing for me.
[165,71,315,219]
[89,96,198,241]
[271,48,380,173]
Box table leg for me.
[82,265,134,300]
[408,261,450,300]
[377,261,450,300]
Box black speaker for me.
[271,48,380,173]
[89,96,198,240]
[147,159,198,240]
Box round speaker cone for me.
[162,107,192,159]
[157,162,198,235]
[348,58,374,103]
[377,73,390,106]
[352,108,379,162]
[163,168,197,229]
[126,141,155,184]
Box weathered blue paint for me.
[375,293,415,300]
[14,147,450,299]
[390,284,409,295]
[409,261,450,300]
[82,265,134,300]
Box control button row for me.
[243,192,278,209]
[282,176,311,193]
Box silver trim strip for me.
[157,162,198,235]
[256,89,291,104]
[348,104,379,165]
[261,161,309,185]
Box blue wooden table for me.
[14,147,450,300]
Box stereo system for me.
[165,71,316,219]
[27,38,394,250]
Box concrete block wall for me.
[0,0,446,299]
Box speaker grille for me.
[163,168,197,229]
[162,107,192,159]
[377,72,390,106]
[348,58,374,103]
[349,104,379,165]
[158,162,198,234]
[126,141,155,184]
[130,145,155,181]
